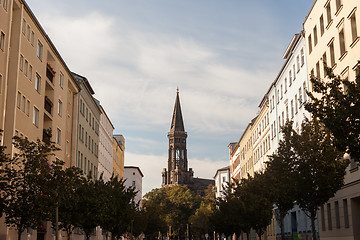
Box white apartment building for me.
[97,103,114,182]
[213,166,230,199]
[304,1,360,239]
[124,166,144,206]
[267,33,314,239]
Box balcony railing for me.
[46,63,55,83]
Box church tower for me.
[162,89,193,186]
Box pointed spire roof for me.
[170,88,185,132]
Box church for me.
[162,89,214,196]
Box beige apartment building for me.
[113,134,125,179]
[0,0,80,167]
[73,73,100,179]
[0,0,81,239]
[252,97,271,174]
[304,0,360,239]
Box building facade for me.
[97,104,114,181]
[73,73,101,178]
[213,166,230,199]
[124,166,144,206]
[304,1,360,239]
[113,134,125,180]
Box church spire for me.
[170,89,185,132]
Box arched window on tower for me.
[175,149,180,168]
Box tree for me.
[2,136,59,240]
[189,201,214,239]
[100,176,137,240]
[292,118,348,240]
[234,174,273,240]
[49,166,84,240]
[143,185,200,239]
[265,121,297,240]
[305,65,360,162]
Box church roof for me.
[170,89,185,132]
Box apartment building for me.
[304,1,360,239]
[0,0,80,168]
[73,73,100,178]
[124,166,144,206]
[113,134,125,179]
[97,103,114,181]
[213,166,230,199]
[252,97,270,173]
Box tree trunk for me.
[17,227,24,240]
[246,232,249,240]
[310,211,317,240]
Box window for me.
[0,31,5,51]
[343,199,349,228]
[273,121,276,137]
[326,2,332,26]
[335,201,340,229]
[3,0,8,10]
[22,19,26,35]
[86,108,88,121]
[37,41,43,60]
[313,26,318,46]
[31,31,34,46]
[85,132,87,146]
[303,82,307,102]
[56,128,61,145]
[350,11,358,43]
[289,70,292,82]
[17,92,21,108]
[284,78,287,92]
[339,29,346,56]
[296,56,300,72]
[35,74,41,93]
[327,203,332,230]
[0,74,2,94]
[316,61,320,78]
[280,84,283,99]
[335,0,342,12]
[29,65,33,80]
[24,60,28,76]
[33,107,39,127]
[299,88,303,106]
[323,52,327,77]
[308,35,312,54]
[59,72,64,88]
[19,55,24,71]
[320,14,325,36]
[293,64,296,80]
[301,48,305,66]
[26,25,30,41]
[21,96,26,112]
[132,181,136,187]
[291,100,294,118]
[329,41,335,67]
[295,95,298,113]
[78,124,82,140]
[286,106,289,120]
[281,112,284,126]
[58,100,62,117]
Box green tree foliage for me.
[143,185,200,239]
[1,136,59,240]
[265,121,297,240]
[305,66,360,162]
[291,118,348,240]
[100,176,137,240]
[189,201,214,239]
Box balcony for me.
[44,96,53,116]
[42,129,52,144]
[46,63,55,84]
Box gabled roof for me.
[170,89,185,132]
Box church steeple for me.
[170,88,185,132]
[162,89,193,186]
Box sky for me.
[27,0,314,195]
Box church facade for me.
[162,90,214,196]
